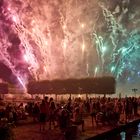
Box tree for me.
[132,88,138,97]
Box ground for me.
[12,116,117,140]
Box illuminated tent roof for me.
[27,76,116,94]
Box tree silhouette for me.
[27,76,116,95]
[132,88,138,97]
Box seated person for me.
[71,107,85,132]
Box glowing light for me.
[111,66,115,73]
[78,94,81,98]
[63,25,66,29]
[23,54,28,62]
[94,66,98,77]
[95,40,99,44]
[82,43,85,53]
[44,66,47,72]
[102,46,107,54]
[121,48,127,54]
[5,94,14,99]
[138,71,140,77]
[17,76,26,91]
[81,23,85,28]
[12,15,18,23]
[23,93,32,99]
[86,63,89,76]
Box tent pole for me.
[86,93,88,100]
[70,93,71,99]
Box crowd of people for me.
[0,96,140,133]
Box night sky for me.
[0,0,140,93]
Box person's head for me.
[49,97,53,103]
[44,96,48,102]
[50,101,55,109]
[41,99,45,105]
[75,107,80,113]
[35,103,38,106]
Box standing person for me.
[133,98,138,117]
[90,101,97,126]
[49,101,56,129]
[71,107,85,132]
[39,100,47,131]
[125,98,130,122]
[44,96,50,121]
[32,103,40,122]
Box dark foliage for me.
[27,77,116,94]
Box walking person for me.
[39,100,47,131]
